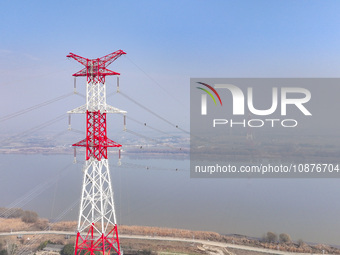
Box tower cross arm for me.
[67,53,89,66]
[99,50,126,67]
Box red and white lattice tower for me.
[67,50,126,255]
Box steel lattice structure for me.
[67,50,126,255]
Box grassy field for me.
[0,217,340,254]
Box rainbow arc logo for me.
[196,82,223,106]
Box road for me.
[0,231,324,255]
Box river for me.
[0,154,339,246]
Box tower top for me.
[67,50,126,78]
[67,50,126,160]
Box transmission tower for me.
[67,50,126,255]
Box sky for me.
[2,0,340,246]
[2,0,340,135]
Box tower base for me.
[75,224,122,255]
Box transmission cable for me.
[0,163,73,219]
[122,114,169,135]
[1,114,67,145]
[125,129,181,150]
[114,161,186,172]
[0,92,73,123]
[17,199,80,255]
[123,55,185,107]
[119,91,189,134]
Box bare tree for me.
[279,233,291,243]
[21,210,38,223]
[297,239,305,247]
[266,232,278,243]
[6,240,17,255]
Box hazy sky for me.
[2,0,340,135]
[2,0,340,246]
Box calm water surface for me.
[0,154,339,245]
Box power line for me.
[124,55,185,106]
[51,129,69,139]
[69,128,85,135]
[123,114,169,135]
[0,92,73,123]
[119,91,189,135]
[114,161,186,172]
[17,199,80,255]
[74,91,86,99]
[1,114,67,145]
[0,163,73,219]
[125,129,182,150]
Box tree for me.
[37,240,57,251]
[266,232,278,243]
[21,210,38,223]
[0,208,23,219]
[139,250,153,255]
[6,241,17,255]
[297,239,305,247]
[61,244,74,255]
[279,233,291,243]
[9,208,24,218]
[0,250,7,255]
[37,240,49,251]
[33,219,48,230]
